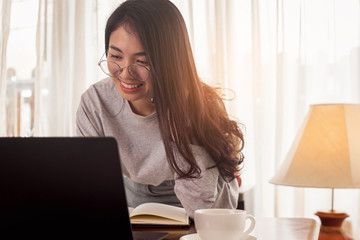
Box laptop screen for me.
[0,137,133,238]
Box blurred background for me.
[1,0,359,238]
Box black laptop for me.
[0,137,168,239]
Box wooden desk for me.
[132,217,320,240]
[252,218,320,240]
[132,224,195,240]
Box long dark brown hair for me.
[105,0,244,181]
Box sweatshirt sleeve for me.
[76,93,104,137]
[173,145,239,219]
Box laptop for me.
[0,137,168,239]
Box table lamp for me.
[269,104,360,240]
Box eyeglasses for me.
[97,52,150,82]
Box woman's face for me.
[108,24,154,115]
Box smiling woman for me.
[76,0,245,219]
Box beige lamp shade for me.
[270,104,360,188]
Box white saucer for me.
[179,233,257,240]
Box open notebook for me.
[0,137,168,240]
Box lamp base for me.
[315,211,353,240]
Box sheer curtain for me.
[34,0,100,136]
[173,0,360,238]
[34,0,123,136]
[0,0,12,136]
[5,0,359,238]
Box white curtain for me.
[9,0,359,238]
[0,0,12,136]
[173,0,360,238]
[34,0,100,136]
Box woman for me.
[76,0,244,218]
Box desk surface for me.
[252,218,320,240]
[132,217,320,240]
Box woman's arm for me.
[76,94,104,137]
[174,145,239,218]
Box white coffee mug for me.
[194,209,255,240]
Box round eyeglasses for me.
[98,54,150,82]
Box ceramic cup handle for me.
[243,214,256,235]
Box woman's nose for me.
[119,65,131,80]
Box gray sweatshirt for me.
[76,78,239,218]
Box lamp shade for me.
[270,104,360,188]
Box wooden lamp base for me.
[315,211,353,240]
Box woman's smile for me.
[119,79,144,92]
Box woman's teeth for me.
[121,81,143,89]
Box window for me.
[6,0,38,136]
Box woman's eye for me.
[109,54,122,60]
[137,60,148,65]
